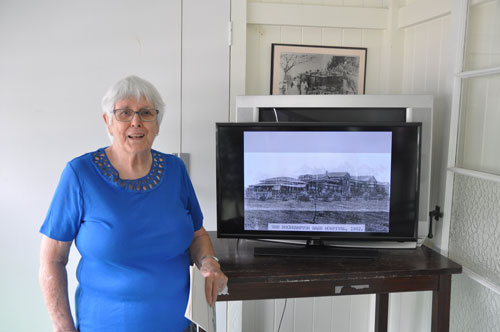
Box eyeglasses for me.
[112,109,159,122]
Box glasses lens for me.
[115,110,133,121]
[113,109,157,122]
[139,109,157,121]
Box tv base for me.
[254,245,379,259]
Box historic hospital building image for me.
[245,171,390,202]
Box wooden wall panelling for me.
[332,296,352,331]
[321,27,343,45]
[294,297,314,331]
[313,296,333,332]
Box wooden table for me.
[211,232,462,332]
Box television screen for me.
[216,122,421,242]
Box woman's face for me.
[104,96,159,155]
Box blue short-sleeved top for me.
[40,148,203,332]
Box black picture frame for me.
[271,43,367,95]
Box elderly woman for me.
[39,75,227,332]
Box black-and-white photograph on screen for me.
[271,44,367,95]
[244,131,392,233]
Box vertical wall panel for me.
[482,77,500,171]
[322,28,343,45]
[254,299,276,332]
[411,25,427,93]
[459,77,488,170]
[294,298,314,331]
[245,25,262,95]
[302,27,323,45]
[259,25,282,95]
[245,24,280,95]
[424,20,443,95]
[401,15,453,215]
[342,29,364,46]
[332,296,353,332]
[457,73,500,174]
[275,299,294,331]
[281,26,302,43]
[402,26,415,93]
[398,292,432,332]
[242,301,256,331]
[313,297,333,332]
[399,13,453,332]
[388,293,401,332]
[363,29,383,94]
[438,15,451,96]
[464,0,500,71]
[350,295,373,332]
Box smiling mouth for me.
[128,134,145,139]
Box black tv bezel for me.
[216,122,421,243]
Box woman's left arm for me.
[189,227,228,307]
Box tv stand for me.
[254,242,379,258]
[211,231,462,332]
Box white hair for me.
[101,75,165,126]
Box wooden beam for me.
[247,3,388,29]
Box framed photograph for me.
[271,44,367,95]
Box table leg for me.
[375,293,389,332]
[432,275,452,332]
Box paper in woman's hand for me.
[184,265,217,332]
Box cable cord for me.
[277,298,287,332]
[273,108,279,122]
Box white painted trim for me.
[462,266,500,296]
[448,167,500,184]
[456,66,500,79]
[236,94,433,109]
[247,3,388,29]
[398,0,452,28]
[441,0,469,253]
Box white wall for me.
[0,0,229,330]
[181,0,230,231]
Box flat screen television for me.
[216,122,422,255]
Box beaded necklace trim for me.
[91,149,165,192]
